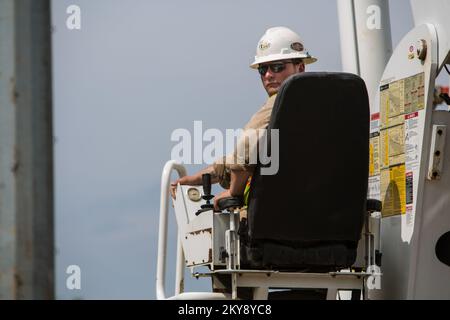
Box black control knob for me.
[202,174,212,199]
[195,174,214,216]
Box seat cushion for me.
[240,240,358,271]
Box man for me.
[171,26,317,299]
[171,26,317,208]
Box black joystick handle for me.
[195,174,214,216]
[202,174,213,200]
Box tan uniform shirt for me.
[213,94,277,189]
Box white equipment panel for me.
[173,185,235,268]
[369,23,450,299]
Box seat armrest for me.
[367,199,382,213]
[218,196,244,211]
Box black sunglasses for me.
[258,61,293,76]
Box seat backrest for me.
[247,72,369,246]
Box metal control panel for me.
[172,185,233,268]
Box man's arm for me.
[229,169,252,197]
[213,169,252,210]
[176,165,220,185]
[170,165,219,198]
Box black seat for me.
[240,72,370,271]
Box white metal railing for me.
[156,160,229,300]
[156,160,186,300]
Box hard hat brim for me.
[250,53,317,69]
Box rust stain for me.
[13,268,22,298]
[11,146,19,174]
[179,278,184,292]
[9,77,19,106]
[15,273,23,288]
[188,228,212,236]
[11,162,19,174]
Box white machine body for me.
[368,21,450,299]
[174,185,238,268]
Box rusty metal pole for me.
[0,0,54,299]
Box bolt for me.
[416,39,427,61]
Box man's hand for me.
[213,189,232,211]
[170,165,219,199]
[170,175,200,199]
[212,169,252,210]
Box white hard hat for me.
[250,26,317,68]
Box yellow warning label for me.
[369,134,380,177]
[404,77,413,114]
[381,164,406,217]
[381,73,425,127]
[388,79,405,127]
[388,124,405,166]
[417,73,425,110]
[404,73,425,113]
[380,85,389,129]
[378,73,424,218]
[380,129,390,169]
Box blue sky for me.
[51,0,418,299]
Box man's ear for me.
[298,63,305,72]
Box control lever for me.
[195,174,214,216]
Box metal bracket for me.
[427,125,446,180]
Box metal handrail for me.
[156,160,186,300]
